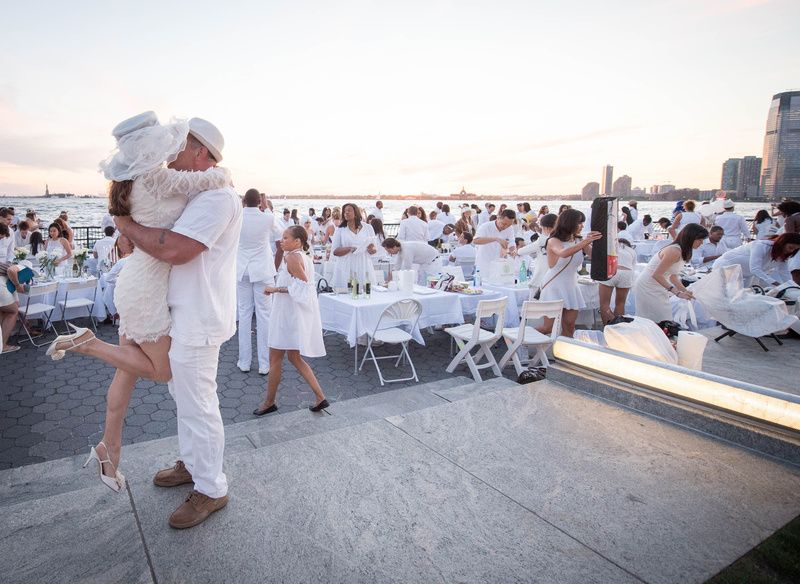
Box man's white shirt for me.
[168,186,243,347]
[237,207,276,283]
[427,219,446,241]
[397,216,428,242]
[450,243,476,262]
[396,241,438,270]
[474,220,515,273]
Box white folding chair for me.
[498,300,563,376]
[57,279,99,333]
[444,297,507,381]
[438,265,465,282]
[17,282,59,346]
[359,299,423,385]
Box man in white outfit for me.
[237,188,277,375]
[474,209,517,274]
[114,117,241,530]
[382,238,440,282]
[397,205,428,242]
[714,200,749,249]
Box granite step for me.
[0,375,519,508]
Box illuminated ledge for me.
[553,337,800,433]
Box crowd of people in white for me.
[1,111,800,532]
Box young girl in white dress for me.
[331,203,379,289]
[634,224,708,324]
[254,226,328,415]
[46,112,231,492]
[44,223,73,275]
[538,209,602,338]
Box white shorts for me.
[0,276,17,307]
[601,268,634,289]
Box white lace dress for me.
[114,166,231,343]
[268,250,326,357]
[633,247,683,323]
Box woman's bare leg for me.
[54,332,171,382]
[257,348,285,409]
[1,305,18,350]
[286,350,326,403]
[598,285,615,323]
[561,309,579,338]
[614,287,630,317]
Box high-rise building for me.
[581,181,600,200]
[736,156,762,199]
[601,165,613,196]
[631,186,646,198]
[721,158,741,191]
[612,175,632,198]
[760,91,800,200]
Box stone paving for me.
[1,318,490,470]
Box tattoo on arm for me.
[158,230,167,245]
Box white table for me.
[319,288,465,372]
[19,276,105,325]
[448,289,506,317]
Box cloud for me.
[0,134,101,172]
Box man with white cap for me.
[714,200,748,249]
[115,117,241,529]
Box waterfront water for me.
[0,195,772,226]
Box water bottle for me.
[519,260,528,283]
[473,267,481,287]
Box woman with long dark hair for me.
[713,233,800,287]
[44,222,73,269]
[537,209,602,337]
[634,223,708,323]
[752,209,775,240]
[776,200,800,234]
[331,202,378,289]
[254,226,327,415]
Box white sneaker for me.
[237,364,250,373]
[258,368,269,375]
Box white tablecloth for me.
[448,289,508,318]
[480,282,532,325]
[19,277,105,322]
[319,288,465,348]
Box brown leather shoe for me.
[168,490,229,529]
[153,460,193,487]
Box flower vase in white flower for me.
[13,247,28,263]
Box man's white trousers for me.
[237,276,273,372]
[168,341,228,498]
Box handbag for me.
[316,277,334,295]
[532,257,573,300]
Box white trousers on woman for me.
[237,276,273,372]
[168,341,228,499]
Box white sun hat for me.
[99,111,190,181]
[188,117,224,163]
[723,199,735,209]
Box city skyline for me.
[1,1,799,198]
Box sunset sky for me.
[1,0,798,197]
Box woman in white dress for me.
[526,213,557,292]
[752,210,775,240]
[713,234,800,287]
[46,112,231,492]
[44,222,73,275]
[634,224,708,323]
[669,200,703,239]
[254,226,328,415]
[538,209,602,338]
[331,203,378,288]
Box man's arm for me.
[114,216,205,266]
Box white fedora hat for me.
[188,118,224,163]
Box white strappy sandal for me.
[83,441,126,493]
[45,324,95,361]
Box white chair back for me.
[374,299,423,336]
[519,300,563,341]
[472,297,507,343]
[438,265,465,282]
[26,282,60,298]
[64,278,99,292]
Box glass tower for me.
[760,91,800,200]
